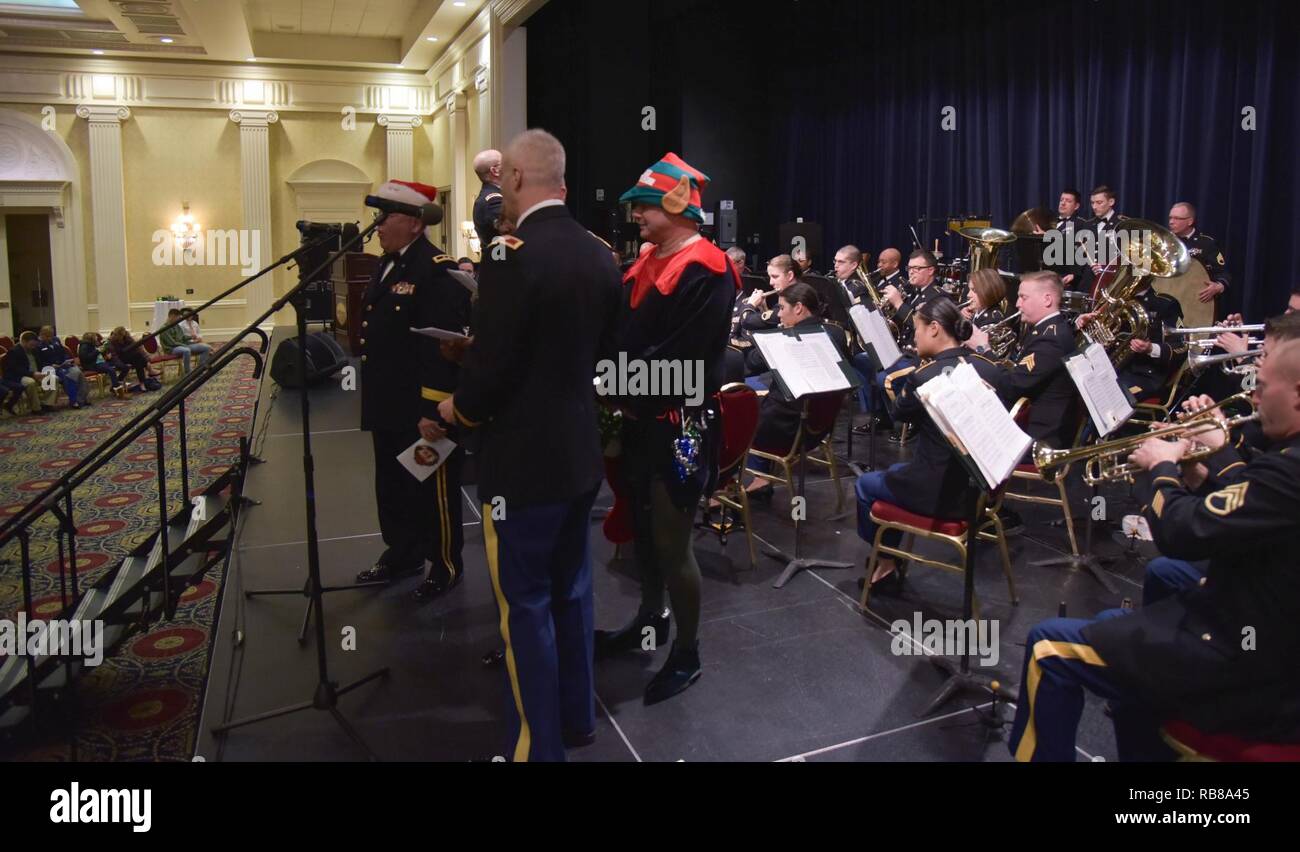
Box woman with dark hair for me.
[852,297,1002,592]
[107,327,161,393]
[79,331,128,398]
[743,281,849,498]
[964,268,1007,329]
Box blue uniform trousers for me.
[483,488,598,762]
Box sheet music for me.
[916,361,1031,488]
[751,328,851,398]
[848,304,903,369]
[1066,342,1134,437]
[411,326,469,341]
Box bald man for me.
[439,129,622,761]
[472,148,504,247]
[876,247,905,291]
[1008,311,1300,760]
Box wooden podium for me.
[331,252,378,355]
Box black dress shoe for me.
[355,560,422,584]
[746,483,775,504]
[594,608,670,659]
[481,647,506,668]
[997,507,1024,535]
[563,729,596,749]
[413,568,462,601]
[644,641,702,705]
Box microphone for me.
[296,221,361,243]
[365,195,444,226]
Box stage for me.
[196,327,1146,762]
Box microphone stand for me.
[212,215,391,759]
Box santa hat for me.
[374,179,438,207]
[619,153,709,223]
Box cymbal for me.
[1011,207,1054,236]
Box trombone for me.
[1032,392,1258,485]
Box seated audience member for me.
[158,308,212,374]
[36,325,90,408]
[108,326,161,393]
[79,331,128,398]
[2,332,49,415]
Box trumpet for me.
[1164,323,1265,336]
[1033,392,1258,485]
[1189,347,1264,375]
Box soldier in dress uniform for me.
[436,130,622,761]
[967,270,1080,450]
[1045,188,1088,288]
[354,180,471,603]
[1007,312,1300,760]
[855,298,1003,595]
[1118,285,1184,401]
[472,148,505,247]
[736,254,799,375]
[1167,201,1230,312]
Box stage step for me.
[0,492,235,728]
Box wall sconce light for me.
[461,220,480,258]
[170,203,201,253]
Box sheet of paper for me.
[397,437,457,482]
[448,269,478,295]
[411,326,469,341]
[752,328,850,398]
[916,362,1031,487]
[1066,341,1133,437]
[849,304,903,369]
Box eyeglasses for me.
[907,265,933,271]
[1169,214,1192,220]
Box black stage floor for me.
[196,327,1154,762]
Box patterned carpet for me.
[0,350,258,761]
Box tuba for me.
[1081,218,1191,369]
[956,226,1017,275]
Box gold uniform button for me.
[362,321,368,328]
[1201,633,1212,641]
[359,338,365,345]
[366,305,373,312]
[1198,577,1207,587]
[394,306,401,312]
[361,355,367,363]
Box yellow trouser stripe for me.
[421,386,452,402]
[434,465,454,578]
[484,508,531,762]
[1014,640,1108,762]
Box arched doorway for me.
[0,109,88,336]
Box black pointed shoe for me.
[413,567,462,601]
[355,560,423,584]
[594,608,670,659]
[643,641,702,705]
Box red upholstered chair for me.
[746,389,846,512]
[858,399,1028,615]
[142,334,181,382]
[0,336,13,351]
[1160,719,1300,762]
[703,383,762,568]
[1129,361,1193,425]
[1004,402,1081,556]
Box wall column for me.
[229,109,278,326]
[75,104,131,331]
[377,114,422,181]
[446,91,469,258]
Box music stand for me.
[748,327,862,588]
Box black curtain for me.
[758,0,1298,318]
[526,0,1298,318]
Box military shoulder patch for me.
[1204,481,1249,516]
[491,235,525,251]
[1018,353,1036,372]
[432,254,454,265]
[485,192,502,202]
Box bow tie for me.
[381,252,400,266]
